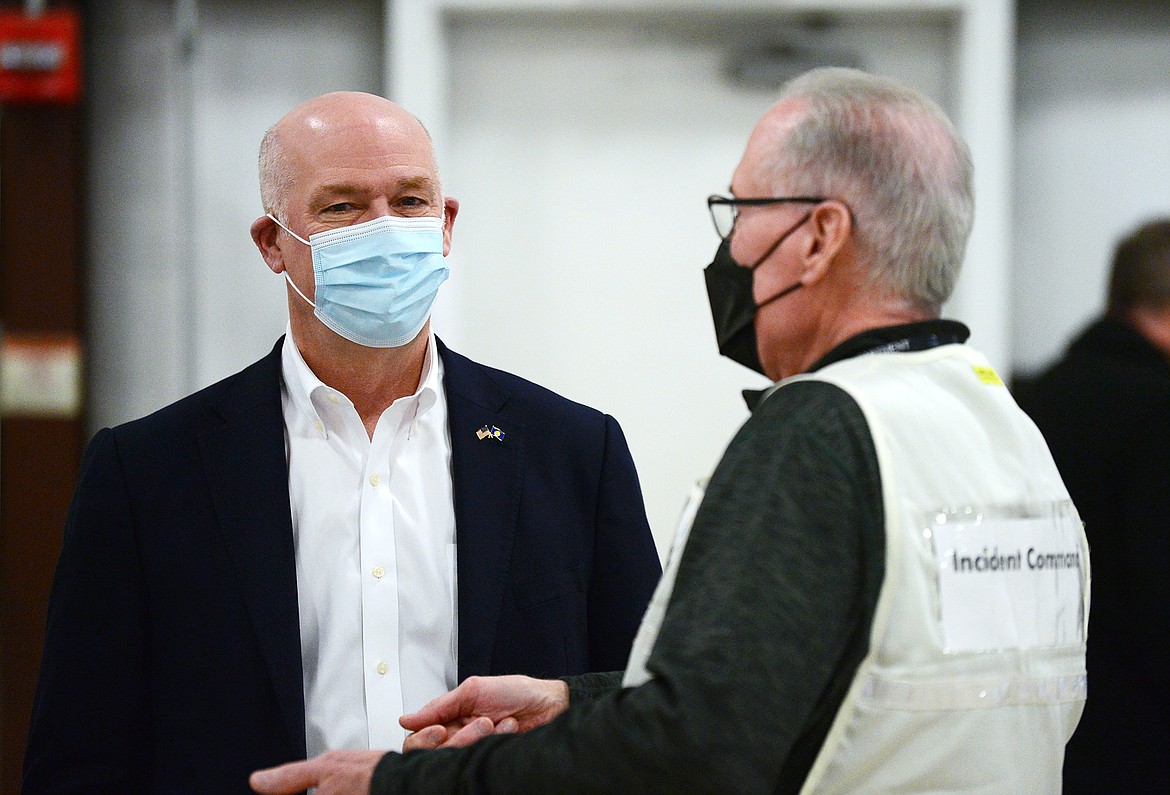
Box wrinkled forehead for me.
[291,107,432,160]
[278,110,439,200]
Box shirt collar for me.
[280,325,443,438]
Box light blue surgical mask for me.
[268,212,449,348]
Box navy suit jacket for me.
[24,338,661,794]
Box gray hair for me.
[771,67,974,313]
[257,123,292,220]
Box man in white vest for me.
[251,67,1089,795]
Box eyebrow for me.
[309,175,439,205]
[399,176,438,194]
[306,182,358,206]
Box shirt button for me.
[376,661,389,676]
[369,474,379,487]
[372,565,385,579]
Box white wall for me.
[86,0,1012,554]
[86,0,382,430]
[1013,0,1170,374]
[429,5,963,550]
[86,0,1170,547]
[87,1,187,427]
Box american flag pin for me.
[476,424,505,442]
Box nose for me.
[729,233,750,269]
[366,197,394,221]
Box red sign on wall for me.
[0,9,82,105]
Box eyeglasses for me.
[706,194,826,241]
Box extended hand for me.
[400,675,569,751]
[250,750,384,795]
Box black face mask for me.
[702,214,810,375]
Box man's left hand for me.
[250,750,384,795]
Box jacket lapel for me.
[439,339,524,680]
[198,339,306,757]
[190,336,521,739]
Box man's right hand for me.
[400,675,570,751]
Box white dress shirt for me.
[280,329,457,755]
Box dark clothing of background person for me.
[1015,317,1170,793]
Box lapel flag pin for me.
[476,424,505,442]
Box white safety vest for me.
[626,344,1089,794]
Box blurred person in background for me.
[1016,218,1170,793]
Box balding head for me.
[755,68,974,313]
[258,91,437,221]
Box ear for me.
[1129,304,1170,359]
[799,200,853,286]
[250,215,286,274]
[441,197,460,256]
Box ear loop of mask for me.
[267,213,318,309]
[746,210,814,308]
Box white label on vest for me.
[929,510,1085,653]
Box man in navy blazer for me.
[23,92,660,794]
